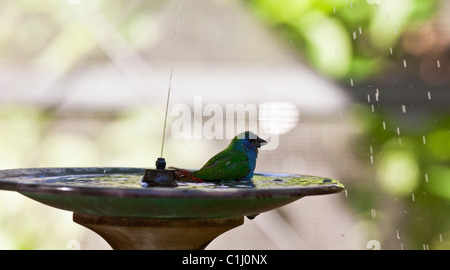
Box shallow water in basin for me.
[9,173,341,190]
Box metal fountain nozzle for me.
[155,157,167,170]
[141,157,177,187]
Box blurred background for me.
[0,0,448,249]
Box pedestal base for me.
[73,213,244,250]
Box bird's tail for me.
[169,167,203,183]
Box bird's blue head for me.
[232,131,267,153]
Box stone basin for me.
[0,167,345,249]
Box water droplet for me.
[353,31,357,40]
[371,104,375,112]
[423,244,429,250]
[382,121,386,130]
[359,26,362,35]
[370,155,374,164]
[371,208,376,218]
[397,127,401,135]
[439,233,443,242]
[344,189,348,198]
[369,146,373,154]
[425,173,428,183]
[375,88,379,101]
[350,78,354,86]
[427,91,431,100]
[401,104,406,113]
[398,137,402,146]
[389,47,393,55]
[411,193,415,202]
[403,59,407,68]
[367,94,371,103]
[437,60,440,68]
[396,230,401,240]
[422,135,426,144]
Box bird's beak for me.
[257,137,268,147]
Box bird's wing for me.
[193,149,250,181]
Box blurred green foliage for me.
[0,0,162,73]
[349,104,450,249]
[246,0,437,81]
[0,106,84,249]
[246,0,447,249]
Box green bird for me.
[173,131,267,182]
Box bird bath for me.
[0,167,344,249]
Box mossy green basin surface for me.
[0,167,344,218]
